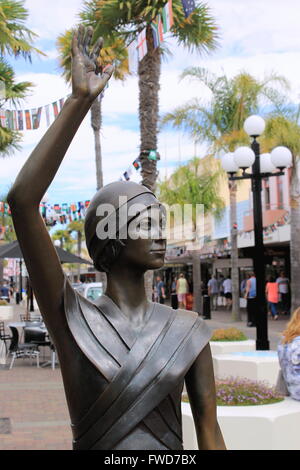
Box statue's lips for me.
[150,250,166,254]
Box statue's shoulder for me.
[156,303,207,327]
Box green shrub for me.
[182,377,284,406]
[211,327,248,342]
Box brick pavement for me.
[0,302,290,450]
[0,364,72,450]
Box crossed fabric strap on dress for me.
[64,279,211,450]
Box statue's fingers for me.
[101,64,114,84]
[83,26,93,54]
[71,29,80,57]
[77,25,85,52]
[91,37,104,62]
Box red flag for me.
[52,102,59,118]
[25,110,32,130]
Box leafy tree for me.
[162,69,289,319]
[0,58,33,154]
[0,0,42,59]
[0,0,44,155]
[52,229,74,251]
[157,156,224,313]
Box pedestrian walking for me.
[0,282,10,303]
[176,273,189,309]
[277,307,300,401]
[170,275,178,309]
[266,276,279,320]
[276,271,290,315]
[156,276,166,304]
[207,275,219,311]
[222,275,232,310]
[244,272,256,327]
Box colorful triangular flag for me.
[162,0,174,32]
[137,28,147,61]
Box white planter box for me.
[0,305,14,321]
[212,351,280,386]
[210,340,255,355]
[182,398,300,450]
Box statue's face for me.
[115,206,167,271]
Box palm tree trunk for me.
[91,96,107,287]
[138,26,161,300]
[290,159,300,313]
[229,181,241,321]
[91,96,103,191]
[138,25,161,192]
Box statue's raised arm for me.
[7,26,113,334]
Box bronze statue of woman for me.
[8,26,226,451]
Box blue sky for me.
[1,0,300,205]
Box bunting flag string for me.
[238,212,291,238]
[127,0,175,73]
[0,94,70,131]
[0,157,143,226]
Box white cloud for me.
[24,0,83,38]
[2,0,300,203]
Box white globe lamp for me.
[244,115,266,137]
[234,146,255,170]
[271,146,292,170]
[221,153,238,173]
[259,153,276,173]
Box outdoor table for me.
[7,321,58,369]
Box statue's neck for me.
[105,267,150,326]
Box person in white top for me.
[222,276,232,310]
[276,271,290,315]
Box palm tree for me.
[79,0,218,192]
[57,29,128,190]
[0,58,33,154]
[78,1,218,300]
[260,114,300,313]
[0,0,42,59]
[0,0,44,155]
[52,229,74,251]
[157,156,224,313]
[67,219,85,280]
[162,69,290,320]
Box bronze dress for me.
[61,279,211,450]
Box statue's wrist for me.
[68,93,94,107]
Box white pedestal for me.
[182,398,300,450]
[210,340,255,355]
[212,351,280,386]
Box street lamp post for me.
[221,115,292,350]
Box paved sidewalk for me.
[204,308,289,350]
[0,303,290,450]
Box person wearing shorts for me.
[176,273,189,309]
[223,276,232,310]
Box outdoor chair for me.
[8,326,39,369]
[0,321,12,355]
[24,326,50,361]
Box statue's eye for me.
[139,218,152,231]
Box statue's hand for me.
[71,25,113,102]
